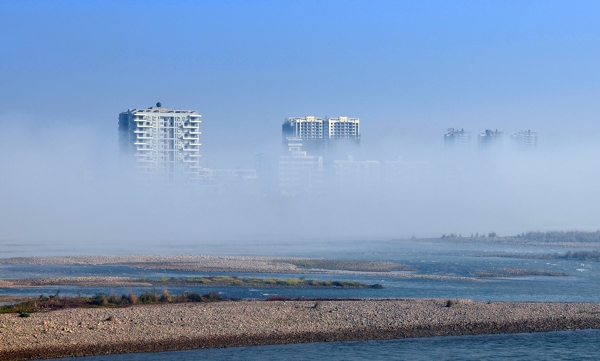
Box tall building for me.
[282,116,360,154]
[511,130,538,149]
[118,103,204,183]
[478,129,503,147]
[444,128,471,146]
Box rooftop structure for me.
[118,103,204,183]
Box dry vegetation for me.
[0,290,225,316]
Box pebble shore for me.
[2,299,600,361]
[0,255,411,272]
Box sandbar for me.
[2,299,600,360]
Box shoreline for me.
[2,299,600,361]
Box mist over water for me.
[1,114,600,254]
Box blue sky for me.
[2,0,600,165]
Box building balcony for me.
[136,135,153,140]
[182,147,200,152]
[183,136,199,140]
[189,131,201,134]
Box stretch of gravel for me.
[0,255,408,273]
[2,299,600,361]
[4,277,153,288]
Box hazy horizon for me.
[2,1,600,250]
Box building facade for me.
[282,116,360,154]
[118,103,204,183]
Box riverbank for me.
[2,299,600,361]
[0,255,482,281]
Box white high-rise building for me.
[282,116,360,153]
[324,116,360,140]
[119,103,204,183]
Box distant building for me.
[118,103,204,183]
[282,116,360,155]
[333,156,380,191]
[511,130,538,149]
[444,128,471,146]
[278,141,323,196]
[478,129,503,147]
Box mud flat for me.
[2,299,600,361]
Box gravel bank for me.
[2,299,600,361]
[0,255,412,273]
[5,277,153,288]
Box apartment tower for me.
[282,116,360,154]
[118,103,203,183]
